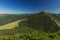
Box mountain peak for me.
[28,12,59,33]
[39,11,48,13]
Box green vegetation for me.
[0,11,60,40]
[0,14,29,26]
[28,11,59,33]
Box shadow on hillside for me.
[18,19,60,33]
[29,22,60,33]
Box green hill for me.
[28,11,60,33]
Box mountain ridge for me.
[28,11,60,33]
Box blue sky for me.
[0,0,60,14]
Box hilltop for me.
[28,11,60,32]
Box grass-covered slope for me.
[0,19,27,30]
[0,20,21,30]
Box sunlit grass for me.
[0,19,27,30]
